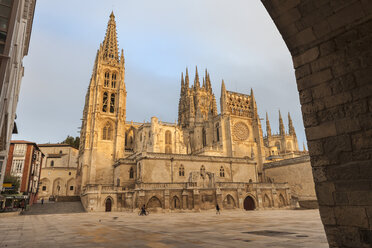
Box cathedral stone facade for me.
[77,13,304,212]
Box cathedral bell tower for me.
[78,12,126,187]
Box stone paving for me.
[0,209,328,248]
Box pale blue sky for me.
[14,0,307,149]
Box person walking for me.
[140,204,147,216]
[41,198,44,205]
[216,204,220,215]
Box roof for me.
[11,140,35,144]
[38,143,72,147]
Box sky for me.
[14,0,307,149]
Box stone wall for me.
[263,155,316,199]
[262,1,372,247]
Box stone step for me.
[24,202,85,215]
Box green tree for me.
[3,173,21,194]
[61,135,80,149]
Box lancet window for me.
[110,93,115,113]
[104,72,110,87]
[129,167,134,179]
[111,73,117,88]
[179,165,185,177]
[220,166,225,177]
[102,122,112,140]
[102,92,108,112]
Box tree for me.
[2,173,20,194]
[61,135,80,149]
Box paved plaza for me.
[0,209,328,248]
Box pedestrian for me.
[41,198,44,205]
[216,204,220,215]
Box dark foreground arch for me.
[262,1,372,247]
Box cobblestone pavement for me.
[0,209,328,248]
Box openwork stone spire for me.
[279,110,285,136]
[288,112,296,136]
[102,11,119,62]
[266,112,271,138]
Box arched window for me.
[216,123,220,142]
[104,72,110,87]
[202,128,207,147]
[165,130,171,145]
[220,166,225,177]
[50,160,54,167]
[102,92,108,112]
[111,73,117,88]
[102,122,112,140]
[110,93,115,113]
[179,164,185,177]
[200,165,205,176]
[129,167,134,179]
[275,141,281,150]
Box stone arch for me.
[66,178,75,196]
[147,196,162,209]
[262,1,372,246]
[102,121,113,140]
[263,194,272,208]
[275,141,280,150]
[171,196,181,209]
[243,195,256,211]
[125,127,135,150]
[104,196,114,212]
[278,194,286,207]
[223,194,236,209]
[52,178,64,196]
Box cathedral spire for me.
[194,66,200,88]
[185,67,189,88]
[279,110,285,136]
[288,112,296,136]
[181,72,185,92]
[102,11,119,62]
[221,79,227,114]
[266,112,271,138]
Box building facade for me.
[37,144,79,200]
[0,0,36,192]
[78,13,305,212]
[4,140,43,205]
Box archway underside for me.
[262,0,372,247]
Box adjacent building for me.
[263,155,317,208]
[4,140,43,205]
[37,144,78,200]
[77,13,308,212]
[0,0,37,191]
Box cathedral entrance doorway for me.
[105,198,112,212]
[243,196,255,211]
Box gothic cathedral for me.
[77,13,304,212]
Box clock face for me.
[233,122,249,141]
